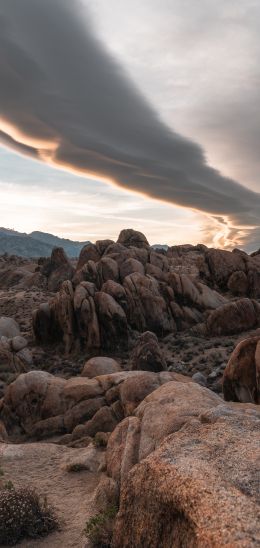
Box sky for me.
[0,0,259,250]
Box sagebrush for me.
[0,485,59,545]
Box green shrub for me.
[0,485,59,545]
[84,505,118,547]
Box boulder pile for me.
[32,229,260,354]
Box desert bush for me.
[93,432,109,448]
[0,485,59,545]
[84,505,118,547]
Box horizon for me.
[0,0,259,252]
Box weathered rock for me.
[74,282,100,351]
[207,298,260,335]
[120,258,144,280]
[11,336,27,352]
[124,272,174,334]
[0,370,192,442]
[95,292,128,350]
[82,357,121,378]
[97,257,119,284]
[77,243,101,270]
[0,317,20,338]
[228,270,249,296]
[192,371,207,386]
[106,381,218,490]
[169,273,226,310]
[41,247,75,291]
[117,229,150,249]
[206,248,246,287]
[113,403,260,548]
[95,239,114,255]
[130,332,167,372]
[223,336,260,403]
[101,280,128,312]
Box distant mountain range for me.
[0,228,90,258]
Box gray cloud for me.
[0,0,259,248]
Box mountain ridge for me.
[0,227,90,257]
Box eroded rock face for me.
[207,298,260,336]
[41,247,75,292]
[130,331,167,372]
[113,403,260,548]
[77,243,101,270]
[0,370,189,442]
[117,229,150,249]
[223,336,260,404]
[32,231,260,355]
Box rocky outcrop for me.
[41,247,75,291]
[117,229,150,249]
[107,382,220,486]
[223,335,260,403]
[32,231,260,354]
[123,272,175,334]
[206,298,260,335]
[113,402,260,547]
[0,370,189,442]
[130,331,167,372]
[0,318,32,375]
[77,243,101,270]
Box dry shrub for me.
[84,505,118,548]
[0,485,59,545]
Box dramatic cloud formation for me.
[0,0,259,248]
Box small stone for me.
[11,336,28,352]
[192,372,207,387]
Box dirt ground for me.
[0,442,100,547]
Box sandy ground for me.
[0,442,100,547]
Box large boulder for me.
[73,282,100,351]
[95,292,128,351]
[117,229,150,249]
[106,381,220,486]
[227,270,249,296]
[113,402,260,547]
[206,298,260,335]
[206,248,246,287]
[130,331,167,372]
[77,243,101,270]
[0,317,20,338]
[41,247,75,291]
[81,357,121,378]
[223,336,260,403]
[124,272,174,334]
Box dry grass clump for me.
[0,485,59,545]
[84,505,118,548]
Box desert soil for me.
[0,442,100,547]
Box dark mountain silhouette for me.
[0,228,90,257]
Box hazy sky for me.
[0,0,259,249]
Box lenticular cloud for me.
[0,0,259,248]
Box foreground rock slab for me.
[113,403,260,547]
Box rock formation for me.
[223,335,260,403]
[32,229,260,355]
